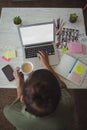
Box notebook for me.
[18,22,59,69]
[55,54,87,86]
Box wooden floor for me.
[0,0,87,130]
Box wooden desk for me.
[0,8,86,88]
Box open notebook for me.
[55,54,87,86]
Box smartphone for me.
[2,65,14,81]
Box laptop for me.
[18,22,59,69]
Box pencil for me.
[56,22,65,35]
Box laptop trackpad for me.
[49,54,58,66]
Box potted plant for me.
[13,16,22,25]
[69,13,78,23]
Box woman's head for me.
[23,69,61,117]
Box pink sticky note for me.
[2,56,11,62]
[70,71,81,83]
[68,42,85,53]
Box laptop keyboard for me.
[25,45,55,58]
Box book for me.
[55,54,87,86]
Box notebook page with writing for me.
[55,54,76,78]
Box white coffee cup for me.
[21,62,33,75]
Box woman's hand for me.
[13,67,24,98]
[13,67,24,88]
[37,51,60,79]
[37,51,50,69]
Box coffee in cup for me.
[21,62,33,75]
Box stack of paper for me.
[2,50,17,61]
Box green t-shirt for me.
[3,81,75,130]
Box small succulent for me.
[13,16,22,25]
[69,13,78,23]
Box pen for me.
[69,58,79,73]
[60,19,63,26]
[56,22,65,35]
[53,19,56,29]
[57,18,60,29]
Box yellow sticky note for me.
[3,50,17,59]
[8,50,17,58]
[3,50,10,59]
[74,63,85,75]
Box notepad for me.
[55,54,87,86]
[2,50,17,62]
[67,42,85,54]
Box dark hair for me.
[23,69,61,117]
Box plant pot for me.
[69,17,77,23]
[13,16,22,26]
[69,13,78,23]
[15,23,22,27]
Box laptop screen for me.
[19,22,54,46]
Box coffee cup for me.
[21,62,33,75]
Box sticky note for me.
[70,72,81,83]
[8,50,17,58]
[2,50,17,60]
[67,42,85,54]
[2,56,11,62]
[74,63,85,75]
[3,50,10,59]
